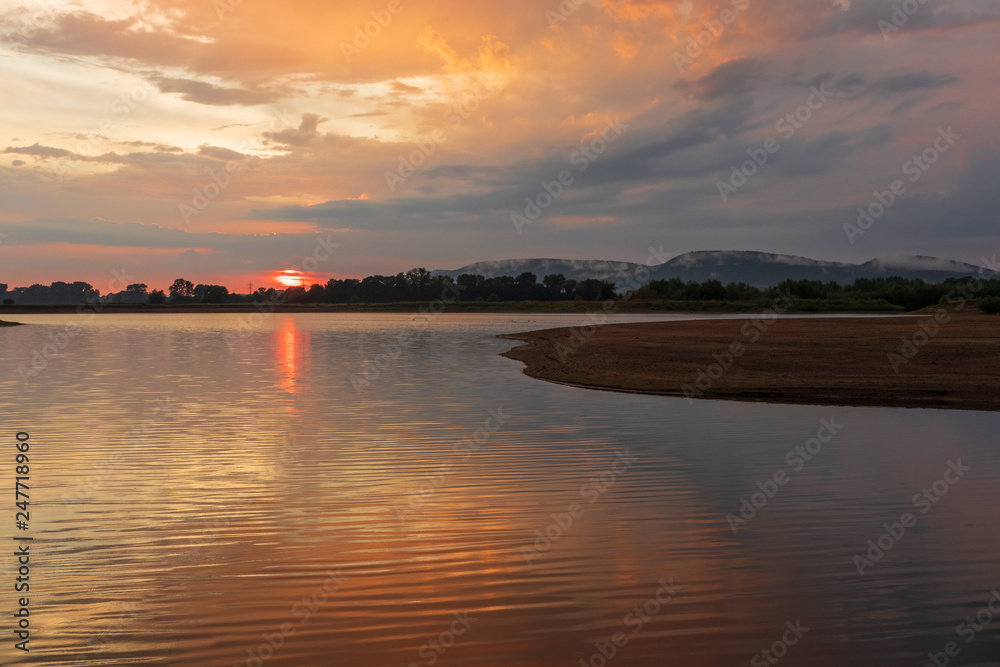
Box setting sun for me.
[275,269,306,288]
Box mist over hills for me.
[432,258,646,284]
[434,251,985,289]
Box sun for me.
[274,269,306,287]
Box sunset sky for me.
[1,0,998,291]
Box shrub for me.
[978,296,1000,314]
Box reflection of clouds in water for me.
[4,314,999,665]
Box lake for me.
[2,313,998,666]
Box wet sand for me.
[500,311,1000,411]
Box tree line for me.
[635,276,1000,312]
[3,273,999,313]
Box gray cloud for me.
[867,72,960,96]
[121,140,184,152]
[5,11,189,63]
[198,145,247,161]
[263,113,328,148]
[853,149,1000,242]
[152,76,282,107]
[678,57,764,101]
[811,0,1000,37]
[3,143,73,158]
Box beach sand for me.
[500,311,1000,411]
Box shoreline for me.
[0,300,905,315]
[500,311,1000,412]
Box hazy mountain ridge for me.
[434,251,984,288]
[432,258,647,283]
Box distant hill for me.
[433,251,984,289]
[432,258,646,283]
[648,251,984,287]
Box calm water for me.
[2,313,998,666]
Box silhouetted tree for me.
[456,274,485,300]
[115,283,149,304]
[193,284,229,303]
[283,286,307,303]
[542,274,566,299]
[169,278,195,301]
[306,284,325,303]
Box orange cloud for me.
[610,30,643,59]
[601,0,679,24]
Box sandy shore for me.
[500,312,1000,411]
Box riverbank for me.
[500,311,1000,411]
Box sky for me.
[0,0,998,292]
